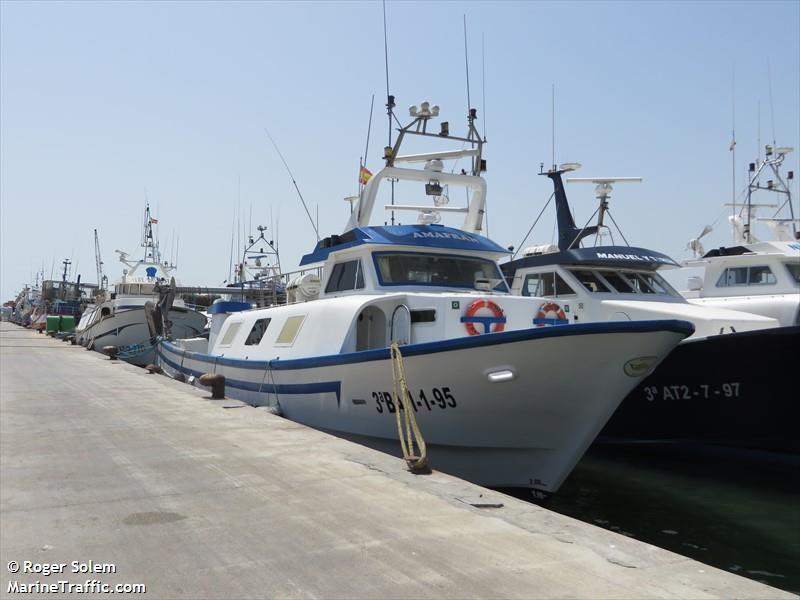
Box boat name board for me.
[594,252,672,263]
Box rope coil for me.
[389,342,429,473]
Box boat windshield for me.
[374,252,508,291]
[785,262,800,284]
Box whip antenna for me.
[767,59,777,146]
[263,127,319,241]
[363,94,375,172]
[481,32,487,141]
[382,0,397,224]
[551,84,556,171]
[730,69,737,221]
[463,15,472,115]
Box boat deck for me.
[0,323,791,599]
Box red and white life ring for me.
[534,301,568,327]
[462,299,507,335]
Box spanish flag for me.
[359,166,373,185]
[149,217,159,224]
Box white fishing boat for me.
[501,164,798,453]
[681,144,799,326]
[77,205,207,365]
[157,101,693,493]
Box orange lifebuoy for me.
[534,301,568,327]
[462,299,507,335]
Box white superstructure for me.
[681,144,800,326]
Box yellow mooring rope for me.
[389,341,429,473]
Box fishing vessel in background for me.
[681,144,799,326]
[76,204,207,365]
[500,163,799,453]
[157,100,693,493]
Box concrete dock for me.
[0,323,793,599]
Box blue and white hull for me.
[82,305,206,366]
[158,320,692,493]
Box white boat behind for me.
[77,204,206,364]
[681,144,800,326]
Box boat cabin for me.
[682,240,800,326]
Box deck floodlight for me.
[425,181,443,196]
[766,145,773,156]
[409,105,418,117]
[383,146,393,160]
[749,162,756,172]
[439,121,450,136]
[788,171,794,180]
[767,180,774,189]
[480,159,487,172]
[419,101,431,117]
[431,105,440,117]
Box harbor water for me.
[511,443,800,595]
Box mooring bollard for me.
[172,372,186,383]
[144,364,162,375]
[198,373,225,399]
[102,346,118,360]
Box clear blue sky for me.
[2,0,798,300]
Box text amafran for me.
[413,231,479,243]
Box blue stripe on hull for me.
[156,345,342,403]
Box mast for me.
[142,203,158,262]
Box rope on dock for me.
[390,342,428,473]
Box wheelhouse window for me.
[522,272,576,297]
[244,318,271,346]
[785,262,800,284]
[716,266,776,287]
[374,252,508,291]
[219,321,242,346]
[632,272,679,296]
[325,260,365,293]
[568,268,679,296]
[598,271,637,293]
[748,266,777,285]
[568,269,613,293]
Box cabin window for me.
[748,266,777,285]
[325,260,365,293]
[374,252,508,291]
[521,272,576,297]
[219,321,243,346]
[244,318,271,346]
[598,271,637,293]
[716,266,776,287]
[276,315,305,345]
[631,272,679,296]
[568,270,613,293]
[785,262,800,284]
